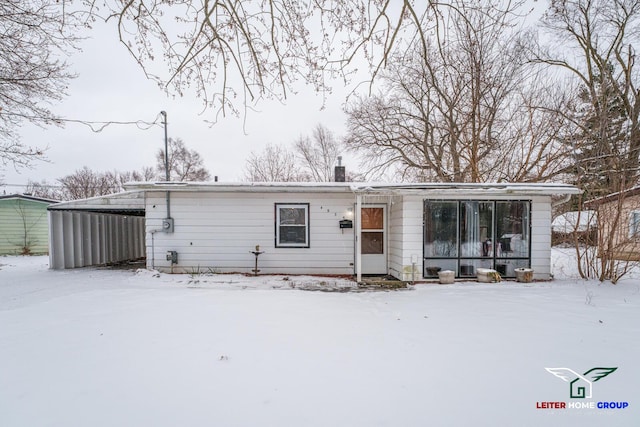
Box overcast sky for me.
[1,18,355,193]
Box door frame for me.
[355,198,388,279]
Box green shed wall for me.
[0,198,51,255]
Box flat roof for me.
[47,181,580,214]
[124,181,581,196]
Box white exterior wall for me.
[46,184,567,279]
[387,197,403,279]
[146,191,356,274]
[388,196,424,281]
[146,191,555,279]
[530,196,553,280]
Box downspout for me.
[151,230,156,270]
[165,191,171,220]
[356,193,362,283]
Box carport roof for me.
[47,190,145,215]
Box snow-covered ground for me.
[0,249,638,427]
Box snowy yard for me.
[0,249,638,427]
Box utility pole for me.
[160,111,169,181]
[159,110,173,233]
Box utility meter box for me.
[166,250,178,264]
[162,218,174,233]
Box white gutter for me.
[552,193,574,208]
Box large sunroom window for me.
[424,200,530,278]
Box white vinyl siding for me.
[529,196,552,279]
[145,191,355,275]
[389,196,423,281]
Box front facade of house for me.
[0,194,57,255]
[48,182,580,281]
[50,182,578,281]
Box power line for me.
[1,112,163,132]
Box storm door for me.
[360,205,387,274]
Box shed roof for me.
[0,194,59,204]
[585,185,640,207]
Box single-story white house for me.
[47,181,580,281]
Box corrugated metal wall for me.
[49,210,145,269]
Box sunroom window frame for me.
[423,199,532,278]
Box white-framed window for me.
[275,203,310,248]
[629,211,640,238]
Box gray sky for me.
[1,19,354,193]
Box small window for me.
[275,203,309,247]
[629,211,640,238]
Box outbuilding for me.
[0,194,58,255]
[48,181,580,281]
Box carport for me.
[48,191,146,269]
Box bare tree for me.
[57,166,121,200]
[536,0,640,197]
[10,198,48,255]
[0,0,83,170]
[118,166,157,184]
[535,0,640,282]
[244,143,304,182]
[156,137,211,181]
[4,1,521,171]
[344,1,570,182]
[85,1,465,120]
[27,166,159,201]
[25,179,64,200]
[294,124,342,182]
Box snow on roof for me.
[48,191,145,212]
[552,210,597,233]
[585,185,640,206]
[47,182,580,214]
[124,181,581,196]
[0,193,59,204]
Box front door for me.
[360,205,387,275]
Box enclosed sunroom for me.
[423,200,532,279]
